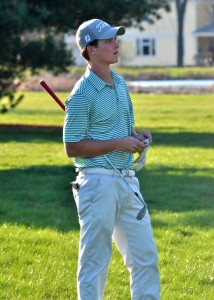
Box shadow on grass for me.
[138,166,214,229]
[0,165,79,232]
[1,124,214,148]
[0,124,63,143]
[153,131,214,148]
[0,164,213,231]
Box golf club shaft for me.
[39,79,147,219]
[104,154,147,204]
[104,155,147,220]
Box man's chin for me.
[111,58,119,64]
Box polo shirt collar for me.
[85,67,121,91]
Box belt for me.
[78,168,135,177]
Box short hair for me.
[81,39,99,61]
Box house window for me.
[136,38,156,56]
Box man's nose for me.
[114,39,119,48]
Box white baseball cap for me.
[76,19,125,51]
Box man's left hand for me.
[135,130,152,144]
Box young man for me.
[63,19,160,300]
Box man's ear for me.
[87,45,96,56]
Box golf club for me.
[39,79,147,220]
[40,79,66,111]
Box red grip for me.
[39,79,65,111]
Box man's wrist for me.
[131,131,138,139]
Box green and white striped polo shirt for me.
[63,67,135,170]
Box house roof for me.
[194,23,214,36]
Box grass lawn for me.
[0,91,214,299]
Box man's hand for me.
[134,130,152,144]
[118,136,147,153]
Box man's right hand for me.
[118,136,147,153]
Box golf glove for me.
[134,138,150,172]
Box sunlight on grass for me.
[0,92,67,126]
[0,141,68,170]
[149,147,214,173]
[133,94,214,133]
[0,224,79,299]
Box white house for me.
[66,0,214,67]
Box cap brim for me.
[98,26,125,40]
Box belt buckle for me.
[122,170,130,177]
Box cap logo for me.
[96,21,108,33]
[85,34,91,43]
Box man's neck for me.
[88,63,114,86]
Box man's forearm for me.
[64,139,120,158]
[64,136,146,158]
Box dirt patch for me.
[129,85,214,94]
[18,72,79,92]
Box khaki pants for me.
[72,168,160,300]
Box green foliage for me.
[0,0,71,113]
[0,0,170,113]
[0,92,213,299]
[23,0,170,30]
[21,36,69,72]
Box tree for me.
[0,0,170,113]
[175,0,189,67]
[0,0,71,113]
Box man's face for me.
[90,37,120,65]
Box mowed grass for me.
[0,91,214,300]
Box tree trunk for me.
[176,0,188,67]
